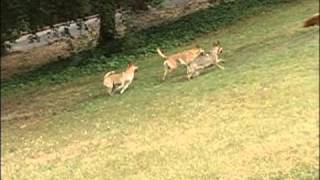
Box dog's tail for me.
[104,71,115,79]
[156,48,167,59]
[303,13,319,27]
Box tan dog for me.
[303,13,319,27]
[103,63,138,96]
[157,46,204,80]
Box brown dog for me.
[186,41,224,80]
[303,13,319,27]
[103,63,138,96]
[157,46,204,80]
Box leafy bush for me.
[148,0,164,7]
[2,0,292,94]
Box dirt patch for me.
[128,0,214,31]
[1,36,96,82]
[25,140,92,165]
[1,42,71,82]
[1,76,98,127]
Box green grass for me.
[1,0,319,179]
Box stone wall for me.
[115,0,224,36]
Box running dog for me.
[186,41,224,80]
[156,46,204,80]
[103,63,138,96]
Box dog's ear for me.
[213,41,220,46]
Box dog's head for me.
[128,63,139,72]
[213,41,221,47]
[213,41,223,55]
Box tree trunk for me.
[98,0,119,53]
[133,0,148,11]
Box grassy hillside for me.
[1,0,319,179]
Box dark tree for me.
[1,0,29,39]
[132,0,148,11]
[97,0,119,53]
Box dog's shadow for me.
[194,66,222,77]
[160,65,223,83]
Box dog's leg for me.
[115,83,125,92]
[187,67,193,80]
[114,80,126,94]
[216,63,224,70]
[187,67,191,80]
[218,58,225,63]
[163,67,169,80]
[186,66,190,80]
[107,87,113,96]
[120,81,131,94]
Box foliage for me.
[2,0,293,94]
[1,0,29,40]
[1,0,162,44]
[148,0,164,7]
[1,0,91,45]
